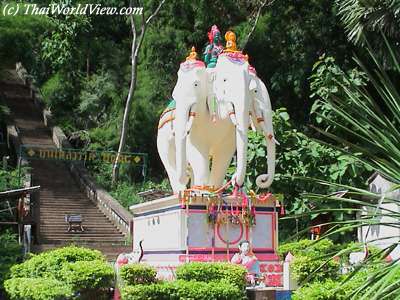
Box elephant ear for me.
[249,78,257,92]
[172,81,184,101]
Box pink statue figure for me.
[231,240,261,286]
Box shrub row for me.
[121,280,245,300]
[4,277,73,300]
[120,263,158,285]
[175,262,247,290]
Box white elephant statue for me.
[157,48,276,193]
[248,68,276,189]
[157,56,208,192]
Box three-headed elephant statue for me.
[157,52,276,193]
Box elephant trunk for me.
[256,110,276,189]
[174,103,193,189]
[231,86,250,187]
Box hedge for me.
[10,245,105,279]
[6,246,112,300]
[60,260,114,291]
[278,239,340,283]
[120,264,157,285]
[121,280,245,300]
[175,262,247,290]
[278,239,337,258]
[4,277,73,300]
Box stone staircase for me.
[1,70,131,260]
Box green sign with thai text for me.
[20,145,147,166]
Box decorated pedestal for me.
[129,192,283,287]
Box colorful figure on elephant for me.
[203,25,224,68]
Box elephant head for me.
[213,54,252,187]
[173,60,207,188]
[249,73,276,188]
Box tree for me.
[112,0,166,184]
[337,0,400,45]
[304,39,400,297]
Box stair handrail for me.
[53,127,133,238]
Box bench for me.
[65,214,84,232]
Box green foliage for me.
[60,260,114,291]
[41,72,64,106]
[231,107,370,238]
[0,167,25,191]
[121,279,245,300]
[278,239,340,283]
[278,238,337,257]
[4,277,73,300]
[291,253,340,283]
[110,179,171,208]
[175,262,247,290]
[337,0,400,46]
[41,14,91,71]
[0,231,22,289]
[300,39,400,298]
[10,245,105,279]
[0,2,51,67]
[7,246,113,299]
[293,278,358,300]
[310,55,368,132]
[120,264,157,286]
[244,0,353,121]
[78,71,120,128]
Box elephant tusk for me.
[229,111,238,126]
[266,133,280,145]
[250,118,256,131]
[185,112,196,134]
[272,136,280,145]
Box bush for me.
[0,231,22,288]
[60,260,114,291]
[10,245,105,279]
[278,239,337,258]
[120,264,157,285]
[7,246,111,299]
[278,239,340,283]
[290,254,339,283]
[4,277,73,300]
[175,262,247,290]
[292,268,376,300]
[121,280,245,300]
[293,279,348,300]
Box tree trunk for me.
[111,0,165,184]
[112,54,138,184]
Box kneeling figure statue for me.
[231,240,262,286]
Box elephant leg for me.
[209,134,236,188]
[186,142,210,187]
[157,128,185,193]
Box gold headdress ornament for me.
[186,46,198,61]
[224,31,238,53]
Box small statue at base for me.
[231,240,261,286]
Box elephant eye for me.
[223,79,227,82]
[194,83,198,86]
[254,90,258,93]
